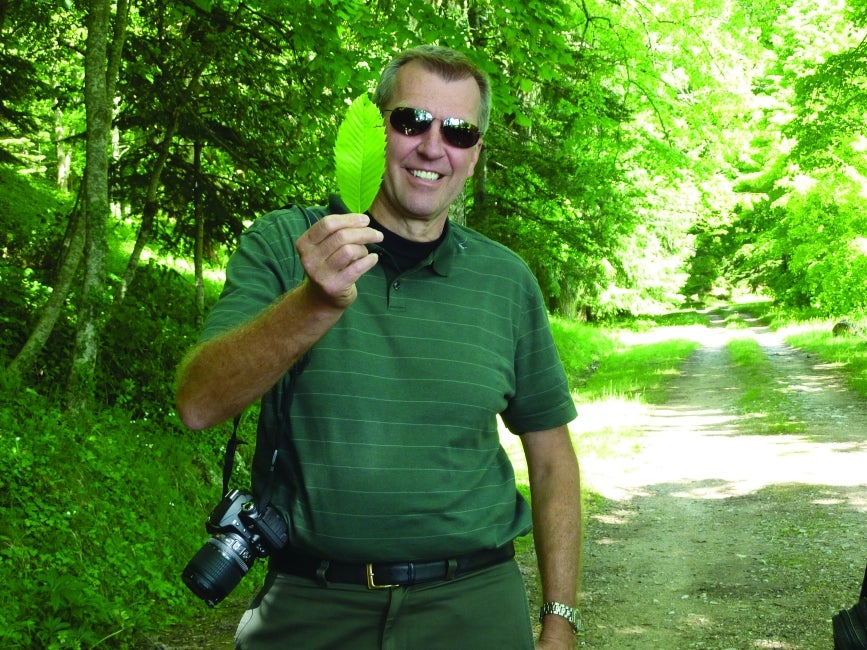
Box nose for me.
[416,120,446,158]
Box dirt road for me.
[575,311,867,649]
[150,310,867,650]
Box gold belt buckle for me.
[366,563,398,589]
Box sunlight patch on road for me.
[611,625,650,635]
[753,640,797,649]
[592,511,633,525]
[574,395,867,507]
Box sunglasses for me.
[386,107,482,149]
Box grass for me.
[725,337,805,434]
[549,317,616,390]
[581,337,699,404]
[785,327,867,397]
[549,315,702,404]
[722,311,753,329]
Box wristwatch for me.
[539,601,582,632]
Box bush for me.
[549,317,616,390]
[0,167,73,379]
[101,262,202,419]
[0,385,257,648]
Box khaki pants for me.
[235,559,534,649]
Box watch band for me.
[539,601,582,632]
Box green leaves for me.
[334,94,386,214]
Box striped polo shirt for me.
[202,204,576,562]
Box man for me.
[176,45,581,650]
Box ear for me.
[466,140,483,178]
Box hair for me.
[372,45,492,135]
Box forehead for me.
[390,60,481,121]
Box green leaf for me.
[334,94,386,213]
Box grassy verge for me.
[785,328,867,398]
[725,337,805,434]
[550,314,704,404]
[721,300,867,402]
[580,336,700,404]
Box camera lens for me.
[182,534,254,607]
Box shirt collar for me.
[426,220,467,277]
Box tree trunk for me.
[449,188,466,226]
[471,144,488,230]
[67,0,112,413]
[467,4,489,232]
[54,105,72,192]
[6,197,85,380]
[193,139,205,326]
[65,0,129,412]
[116,112,180,302]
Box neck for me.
[368,202,447,242]
[368,216,447,272]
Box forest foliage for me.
[2,0,867,646]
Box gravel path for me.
[576,312,867,649]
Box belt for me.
[270,542,515,589]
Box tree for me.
[6,0,867,405]
[714,0,867,314]
[66,0,129,413]
[3,3,87,384]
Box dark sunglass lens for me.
[390,107,433,136]
[441,118,480,149]
[390,109,480,148]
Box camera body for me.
[182,489,288,607]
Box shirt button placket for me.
[386,277,406,311]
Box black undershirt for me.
[368,215,447,273]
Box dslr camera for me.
[182,489,288,607]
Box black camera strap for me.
[221,417,245,497]
[221,345,310,505]
[218,204,326,504]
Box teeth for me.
[412,170,440,181]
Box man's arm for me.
[175,213,382,430]
[521,425,581,649]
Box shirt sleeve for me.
[200,208,308,342]
[501,275,577,434]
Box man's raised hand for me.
[295,213,383,309]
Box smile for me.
[411,169,442,181]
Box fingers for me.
[296,213,384,307]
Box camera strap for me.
[221,418,245,497]
[219,203,327,503]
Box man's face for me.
[371,60,482,241]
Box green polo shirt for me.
[202,204,576,562]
